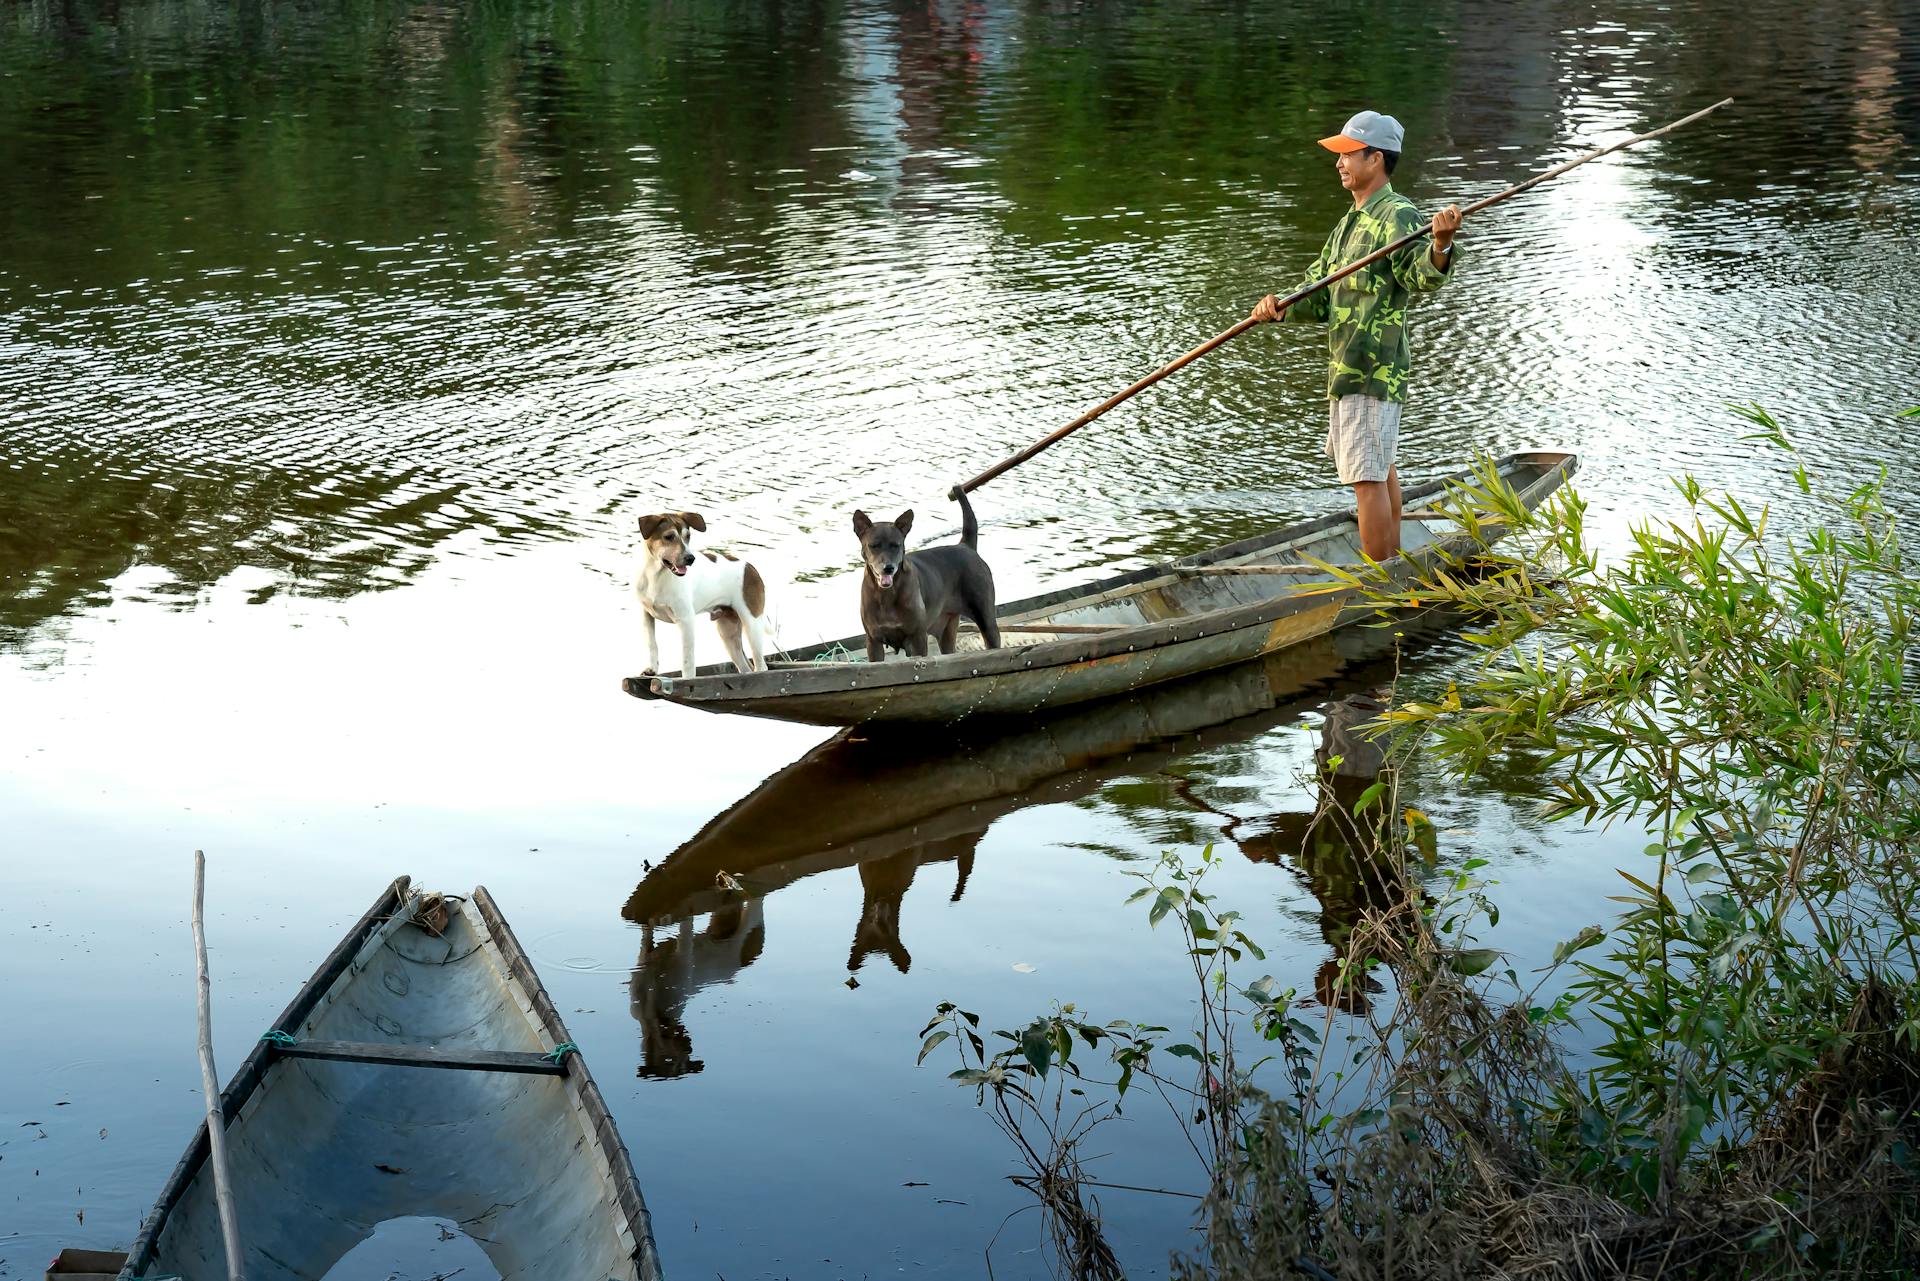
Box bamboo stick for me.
[193,849,247,1281]
[1174,563,1328,576]
[951,98,1732,498]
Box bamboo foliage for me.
[929,406,1920,1279]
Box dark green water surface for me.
[2,1,1916,1276]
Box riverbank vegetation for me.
[925,409,1920,1278]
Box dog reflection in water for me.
[628,835,980,1076]
[848,836,979,975]
[630,899,766,1079]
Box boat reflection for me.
[624,616,1458,1076]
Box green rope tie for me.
[260,1029,298,1047]
[543,1042,579,1064]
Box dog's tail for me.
[955,488,981,550]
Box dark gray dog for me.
[851,491,1000,661]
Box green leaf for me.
[917,1030,953,1065]
[1697,892,1739,922]
[1021,1022,1053,1079]
[1551,926,1605,965]
[1148,885,1185,927]
[1579,1106,1609,1148]
[1449,948,1501,977]
[1352,780,1387,815]
[1165,1043,1206,1062]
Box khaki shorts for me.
[1325,395,1402,484]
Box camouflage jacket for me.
[1287,184,1455,403]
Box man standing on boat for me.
[1252,111,1463,562]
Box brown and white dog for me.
[635,511,772,678]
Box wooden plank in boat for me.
[270,1038,567,1075]
[998,622,1127,633]
[1173,564,1330,576]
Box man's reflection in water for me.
[1193,691,1421,1013]
[629,835,980,1076]
[849,836,978,975]
[630,899,766,1079]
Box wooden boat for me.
[116,879,662,1281]
[621,450,1576,727]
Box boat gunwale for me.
[625,451,1574,710]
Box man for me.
[1252,111,1463,562]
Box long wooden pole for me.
[950,97,1733,499]
[193,849,247,1281]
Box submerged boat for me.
[115,879,662,1281]
[622,450,1576,727]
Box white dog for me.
[634,511,772,678]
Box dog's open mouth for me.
[875,570,895,589]
[666,560,688,577]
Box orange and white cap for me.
[1319,110,1405,154]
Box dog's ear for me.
[896,509,914,537]
[852,510,873,538]
[678,511,706,533]
[638,514,666,540]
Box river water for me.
[2,1,1915,1277]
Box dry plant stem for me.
[1072,1179,1203,1200]
[1655,744,1678,1214]
[193,849,246,1281]
[987,1080,1122,1280]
